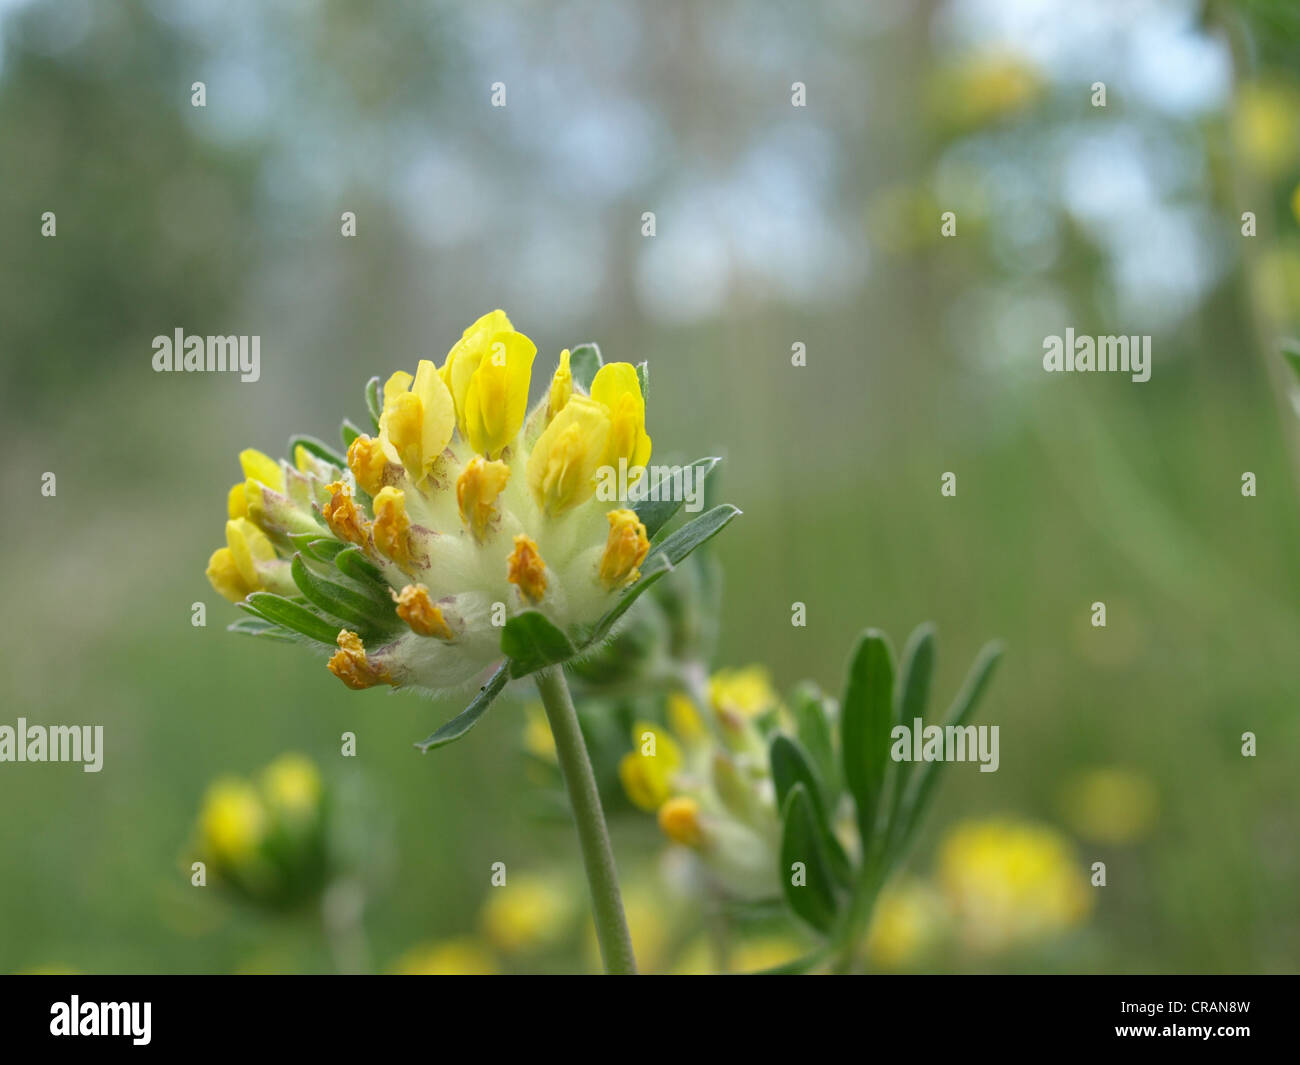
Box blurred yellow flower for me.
[709,666,779,719]
[728,935,807,974]
[1234,82,1300,178]
[938,818,1091,955]
[929,52,1043,129]
[618,721,684,811]
[261,753,323,816]
[480,874,574,955]
[1060,768,1158,845]
[392,938,498,975]
[198,779,267,866]
[865,878,949,970]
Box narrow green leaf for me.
[646,503,741,567]
[239,593,341,645]
[635,360,649,400]
[227,616,295,642]
[577,559,673,647]
[770,735,852,886]
[885,624,935,844]
[414,663,510,752]
[840,629,895,853]
[501,611,577,678]
[894,641,1004,858]
[779,784,840,935]
[291,554,397,631]
[364,375,383,431]
[334,546,385,587]
[288,434,346,469]
[791,681,838,798]
[341,418,365,449]
[633,456,721,539]
[569,343,602,393]
[306,538,347,561]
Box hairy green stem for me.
[534,666,637,975]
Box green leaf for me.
[893,641,1003,859]
[291,554,397,631]
[840,629,895,853]
[770,735,852,886]
[414,663,510,752]
[227,616,295,642]
[334,546,386,587]
[288,434,346,469]
[501,611,577,678]
[886,624,935,843]
[239,593,341,645]
[646,502,741,567]
[288,533,346,562]
[633,456,721,539]
[791,681,838,798]
[635,360,649,400]
[364,375,383,431]
[341,418,365,449]
[569,343,602,393]
[779,783,841,935]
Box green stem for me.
[534,666,637,974]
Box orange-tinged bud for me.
[347,435,391,497]
[507,534,547,604]
[658,796,704,848]
[327,630,394,690]
[393,583,454,639]
[597,508,649,588]
[322,481,369,547]
[456,457,510,542]
[372,486,413,567]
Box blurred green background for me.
[2,0,1298,973]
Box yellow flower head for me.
[205,314,697,700]
[261,753,323,816]
[1060,768,1158,846]
[938,818,1092,954]
[199,779,267,866]
[480,873,574,955]
[865,879,949,970]
[709,666,779,719]
[618,721,683,811]
[393,938,499,976]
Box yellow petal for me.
[226,482,249,520]
[239,448,285,493]
[413,358,456,469]
[526,396,610,517]
[464,331,537,458]
[206,546,254,602]
[548,348,572,421]
[199,779,267,864]
[591,363,651,473]
[225,517,275,589]
[447,310,514,433]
